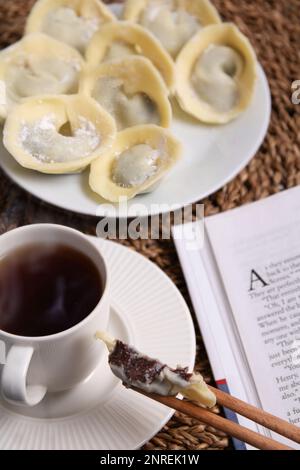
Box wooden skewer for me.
[209,385,300,445]
[133,388,294,451]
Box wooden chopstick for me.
[209,385,300,445]
[132,388,294,450]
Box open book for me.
[172,187,300,450]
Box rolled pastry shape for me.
[25,0,116,54]
[3,94,116,174]
[123,0,221,58]
[86,21,175,92]
[80,56,172,130]
[176,23,258,124]
[0,33,84,120]
[96,331,216,408]
[89,124,182,202]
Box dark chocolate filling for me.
[109,341,192,384]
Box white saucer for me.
[0,67,271,218]
[0,237,196,450]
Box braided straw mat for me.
[0,0,299,451]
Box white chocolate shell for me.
[80,56,172,130]
[123,0,221,57]
[0,33,84,120]
[3,94,116,174]
[26,0,116,54]
[86,21,175,91]
[176,23,258,124]
[89,124,182,202]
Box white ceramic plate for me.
[0,237,196,450]
[0,67,271,218]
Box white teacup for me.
[0,224,110,407]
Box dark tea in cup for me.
[0,243,103,337]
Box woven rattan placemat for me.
[0,0,299,451]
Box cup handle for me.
[1,345,47,407]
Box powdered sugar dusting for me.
[44,8,101,54]
[20,114,101,164]
[75,116,101,149]
[141,0,200,57]
[112,144,160,188]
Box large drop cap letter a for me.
[249,269,269,291]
